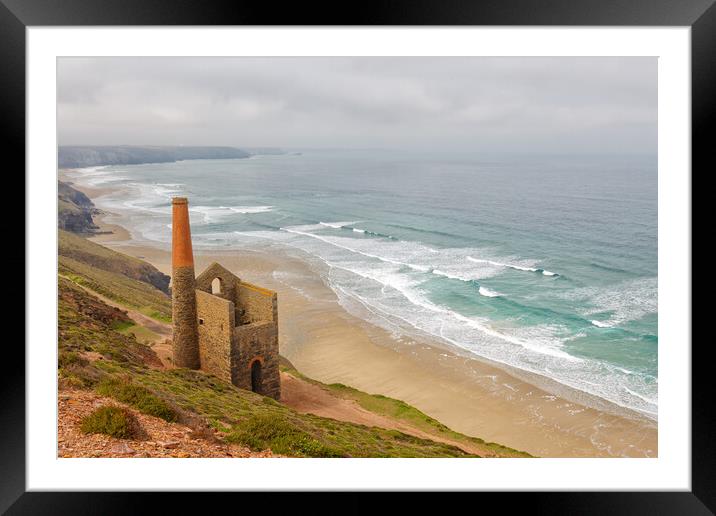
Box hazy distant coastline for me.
[57,145,258,168]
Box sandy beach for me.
[61,171,658,457]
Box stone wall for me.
[196,262,241,321]
[236,281,277,325]
[196,263,237,301]
[195,289,234,385]
[233,322,281,399]
[188,262,281,399]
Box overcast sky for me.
[57,57,656,154]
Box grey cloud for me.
[57,57,656,154]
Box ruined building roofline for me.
[198,261,233,275]
[196,262,239,285]
[239,281,276,297]
[195,262,276,298]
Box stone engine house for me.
[171,197,280,399]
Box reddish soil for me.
[58,388,274,458]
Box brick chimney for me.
[171,197,200,369]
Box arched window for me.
[211,277,222,295]
[250,359,263,394]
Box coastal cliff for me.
[58,145,251,168]
[58,180,99,234]
[58,180,171,294]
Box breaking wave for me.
[189,205,273,223]
[319,221,356,229]
[320,221,398,240]
[479,286,501,297]
[467,256,558,277]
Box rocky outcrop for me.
[59,180,94,207]
[58,181,99,234]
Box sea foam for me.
[478,286,501,297]
[467,256,558,277]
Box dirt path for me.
[280,372,398,428]
[124,310,171,339]
[64,278,174,367]
[280,372,492,456]
[63,277,172,338]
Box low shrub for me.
[110,320,135,332]
[96,378,177,422]
[58,374,86,390]
[58,351,87,369]
[80,406,140,439]
[228,414,342,458]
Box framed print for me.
[5,0,711,511]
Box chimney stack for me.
[171,197,200,369]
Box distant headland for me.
[58,145,261,168]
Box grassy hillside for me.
[59,229,170,294]
[58,278,481,457]
[59,255,172,322]
[282,365,530,458]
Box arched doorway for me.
[250,359,263,394]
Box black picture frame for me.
[5,0,711,512]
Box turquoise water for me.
[72,150,657,418]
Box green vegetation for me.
[96,377,177,422]
[58,350,88,370]
[228,414,342,457]
[325,383,529,457]
[111,320,135,332]
[280,365,531,458]
[128,367,477,457]
[80,406,140,439]
[59,253,171,322]
[58,276,159,385]
[116,322,161,344]
[59,229,170,293]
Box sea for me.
[67,149,658,420]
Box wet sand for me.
[64,172,658,457]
